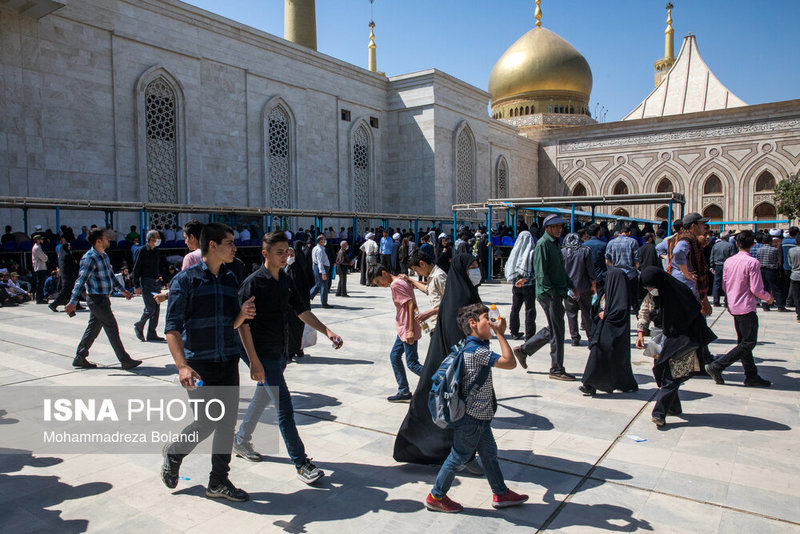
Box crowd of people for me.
[3,212,798,513]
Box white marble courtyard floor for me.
[0,281,798,533]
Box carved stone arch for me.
[566,171,597,196]
[741,155,789,200]
[350,118,375,213]
[495,155,509,198]
[453,120,477,204]
[690,160,736,216]
[135,66,187,230]
[262,96,298,209]
[601,168,639,196]
[598,163,642,191]
[643,162,686,194]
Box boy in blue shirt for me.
[425,303,529,513]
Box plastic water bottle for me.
[488,304,501,323]
[171,375,203,387]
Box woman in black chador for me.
[286,240,312,359]
[580,268,639,395]
[393,253,481,464]
[640,266,717,427]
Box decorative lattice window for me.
[353,126,370,213]
[456,127,475,204]
[145,77,178,230]
[267,106,291,208]
[497,158,508,198]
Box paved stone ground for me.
[0,281,798,533]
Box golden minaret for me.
[654,2,675,87]
[368,21,377,72]
[535,0,542,27]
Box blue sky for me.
[183,0,799,122]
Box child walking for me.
[425,302,528,512]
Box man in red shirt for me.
[705,230,773,387]
[369,265,423,403]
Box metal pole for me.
[680,202,685,219]
[55,206,60,233]
[591,205,596,224]
[513,209,518,239]
[452,211,457,242]
[414,219,419,244]
[352,216,357,244]
[570,203,575,233]
[23,207,28,235]
[668,201,673,228]
[487,205,493,281]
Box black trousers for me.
[539,293,566,374]
[652,373,685,419]
[75,295,132,363]
[710,312,759,377]
[565,291,593,340]
[711,266,726,305]
[510,283,536,338]
[167,359,240,487]
[135,277,161,338]
[380,254,391,270]
[34,269,48,302]
[335,264,348,296]
[760,268,783,309]
[51,275,76,308]
[628,273,641,315]
[792,280,800,319]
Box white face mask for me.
[648,287,659,297]
[286,256,296,265]
[468,268,482,286]
[154,239,161,247]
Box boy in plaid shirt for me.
[425,303,528,513]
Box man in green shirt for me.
[514,214,578,380]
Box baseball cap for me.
[543,214,568,227]
[682,212,709,227]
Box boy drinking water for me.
[425,302,528,513]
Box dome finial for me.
[535,0,542,27]
[368,0,377,72]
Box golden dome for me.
[489,27,592,107]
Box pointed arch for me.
[753,202,777,230]
[643,162,686,195]
[655,205,670,221]
[601,168,638,196]
[566,171,598,196]
[755,170,776,192]
[135,66,187,229]
[454,121,476,204]
[350,119,374,213]
[702,204,723,222]
[572,183,588,197]
[262,96,297,209]
[690,160,736,217]
[495,156,509,198]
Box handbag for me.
[300,324,317,350]
[669,348,700,379]
[644,328,664,359]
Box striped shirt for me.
[605,235,640,279]
[756,244,780,271]
[70,248,125,305]
[165,262,242,362]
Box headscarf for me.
[640,266,708,338]
[600,268,630,325]
[562,232,582,250]
[393,253,480,464]
[504,230,535,281]
[288,240,312,301]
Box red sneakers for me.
[425,493,463,513]
[492,488,529,509]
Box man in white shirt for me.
[360,232,379,286]
[239,225,251,242]
[403,249,447,334]
[163,224,176,243]
[32,234,49,304]
[309,234,332,308]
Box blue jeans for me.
[389,335,422,394]
[432,415,507,499]
[235,355,307,468]
[309,264,329,306]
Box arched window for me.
[455,125,476,204]
[755,171,775,192]
[703,174,722,194]
[656,177,673,193]
[496,158,509,198]
[352,125,371,212]
[144,76,179,230]
[572,183,587,197]
[613,180,629,196]
[266,105,291,208]
[754,202,777,230]
[702,204,723,222]
[613,208,630,217]
[655,206,669,221]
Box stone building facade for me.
[0,0,538,231]
[533,100,800,224]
